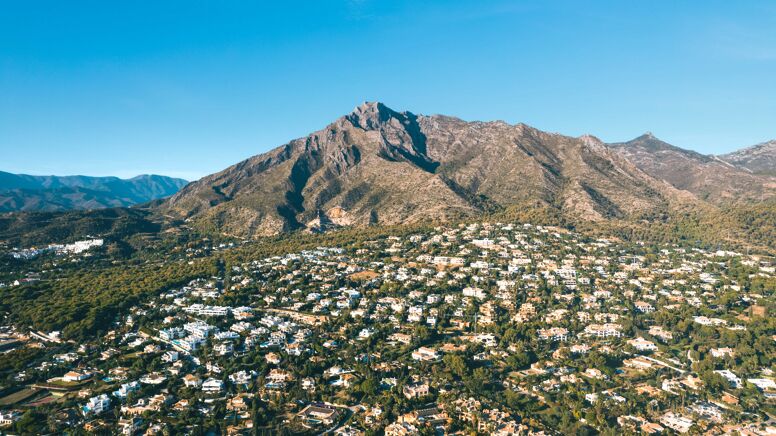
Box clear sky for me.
[2,0,774,181]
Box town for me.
[0,221,773,435]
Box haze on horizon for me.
[1,0,775,180]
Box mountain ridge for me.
[0,172,188,212]
[162,102,716,237]
[608,134,775,204]
[1,103,772,249]
[719,139,776,175]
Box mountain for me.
[719,140,776,176]
[608,134,775,204]
[0,173,188,212]
[162,102,702,237]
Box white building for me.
[173,337,204,352]
[82,394,111,416]
[0,411,21,427]
[183,321,217,339]
[462,287,487,300]
[710,347,735,358]
[183,374,202,388]
[584,323,622,338]
[202,378,224,393]
[411,346,441,362]
[714,370,742,388]
[159,327,185,341]
[113,381,140,399]
[634,301,655,313]
[659,412,693,433]
[627,337,657,352]
[118,417,143,436]
[748,378,776,392]
[162,350,179,363]
[537,327,569,342]
[63,370,92,382]
[214,342,234,356]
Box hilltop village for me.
[0,222,774,435]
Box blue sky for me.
[1,0,775,181]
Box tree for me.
[360,377,379,397]
[443,354,467,379]
[14,410,45,434]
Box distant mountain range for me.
[0,173,188,212]
[161,102,774,238]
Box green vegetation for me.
[0,347,44,374]
[0,207,160,246]
[1,259,216,340]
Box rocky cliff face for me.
[162,102,707,237]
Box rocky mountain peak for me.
[579,134,605,147]
[626,132,673,148]
[345,101,404,130]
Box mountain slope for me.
[0,172,188,212]
[0,207,161,246]
[719,140,776,176]
[608,134,775,204]
[163,102,699,237]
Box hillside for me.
[0,173,188,212]
[608,134,775,204]
[0,207,161,246]
[163,102,703,237]
[720,140,776,176]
